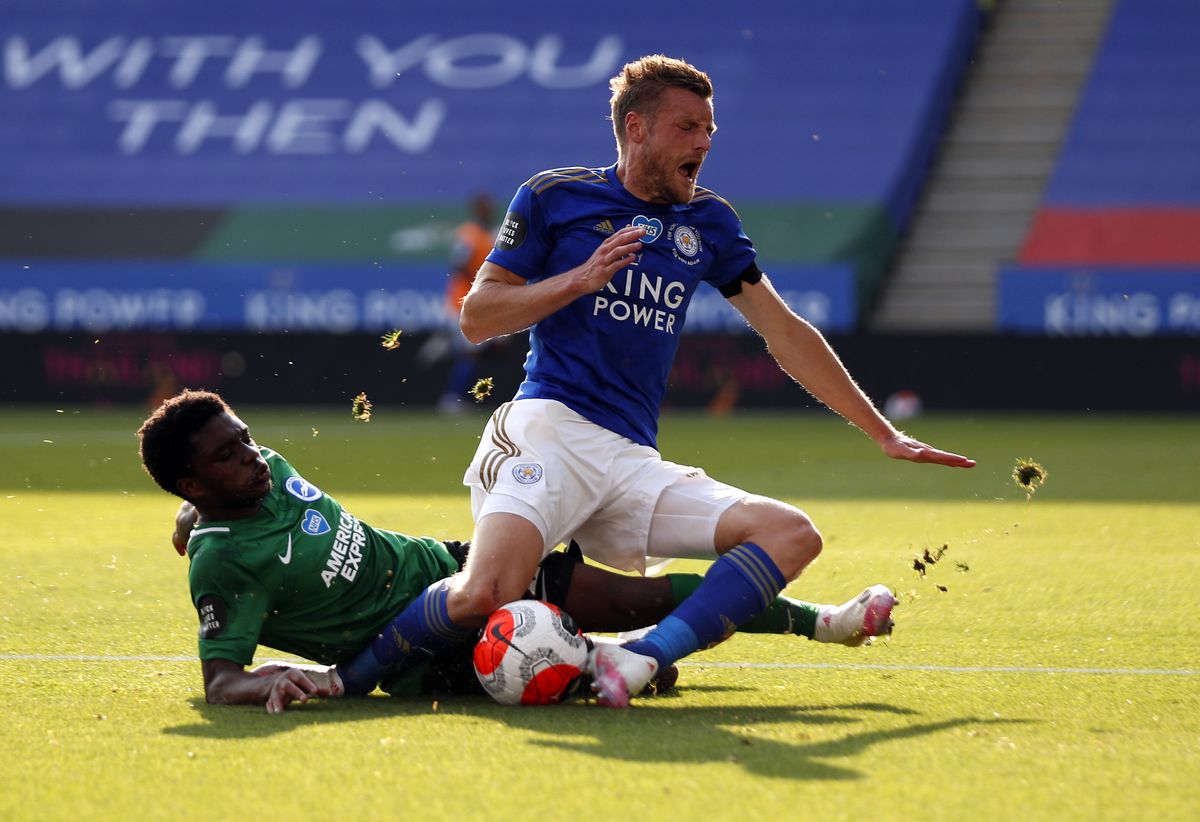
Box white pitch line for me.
[0,654,1195,677]
[682,662,1199,676]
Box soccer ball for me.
[473,600,589,705]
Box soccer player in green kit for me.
[139,389,893,713]
[139,389,468,712]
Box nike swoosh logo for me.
[278,534,293,565]
[490,622,522,655]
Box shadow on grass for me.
[516,705,1030,781]
[164,695,1029,781]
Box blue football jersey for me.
[486,164,758,447]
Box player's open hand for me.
[573,225,645,294]
[253,662,345,714]
[262,668,335,715]
[881,433,975,468]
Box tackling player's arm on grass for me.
[202,658,339,714]
[727,275,974,468]
[189,547,338,713]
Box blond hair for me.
[608,55,713,156]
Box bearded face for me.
[626,87,715,205]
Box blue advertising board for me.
[0,262,855,333]
[997,266,1200,336]
[1,0,977,211]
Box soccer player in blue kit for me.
[340,54,975,707]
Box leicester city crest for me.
[670,224,702,264]
[512,463,544,485]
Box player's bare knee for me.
[451,573,525,620]
[767,510,822,578]
[719,496,821,577]
[789,513,823,565]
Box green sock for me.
[666,573,821,639]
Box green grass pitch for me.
[1,407,1197,819]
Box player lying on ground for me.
[139,389,895,712]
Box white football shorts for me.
[463,399,748,573]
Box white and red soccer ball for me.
[473,600,588,705]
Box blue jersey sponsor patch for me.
[301,509,331,536]
[632,215,663,243]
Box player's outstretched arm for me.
[728,276,974,469]
[879,431,975,468]
[202,658,338,714]
[459,226,645,344]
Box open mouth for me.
[679,162,699,183]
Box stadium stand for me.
[1022,0,1200,262]
[873,0,1117,331]
[999,0,1200,335]
[0,0,982,332]
[3,1,1195,410]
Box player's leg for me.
[447,511,546,623]
[540,542,827,639]
[705,496,897,645]
[661,568,893,646]
[582,477,768,704]
[536,545,674,631]
[593,494,810,705]
[341,401,582,696]
[337,513,543,696]
[658,572,814,640]
[591,481,891,705]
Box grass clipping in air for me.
[470,377,494,403]
[351,392,373,422]
[1013,458,1048,499]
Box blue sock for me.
[337,579,474,696]
[624,543,786,670]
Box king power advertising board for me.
[998,267,1200,337]
[0,262,856,334]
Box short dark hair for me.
[137,389,231,498]
[609,55,713,156]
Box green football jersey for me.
[186,447,458,666]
